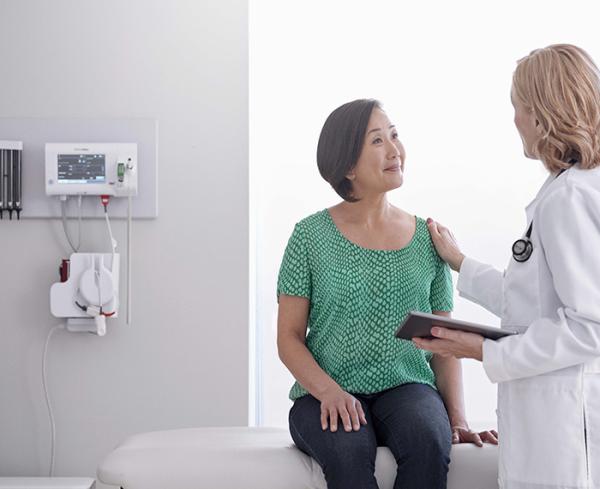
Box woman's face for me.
[511,86,540,159]
[347,108,406,198]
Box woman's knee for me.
[289,397,377,470]
[414,424,451,461]
[291,427,378,487]
[325,430,376,468]
[319,432,378,488]
[376,407,451,463]
[402,408,452,455]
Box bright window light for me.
[250,0,600,427]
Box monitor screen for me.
[57,154,106,183]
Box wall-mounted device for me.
[45,143,137,197]
[0,140,23,219]
[51,253,120,336]
[47,142,138,333]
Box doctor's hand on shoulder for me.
[426,218,465,272]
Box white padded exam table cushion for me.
[97,426,498,489]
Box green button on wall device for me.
[117,162,125,182]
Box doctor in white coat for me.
[414,44,600,489]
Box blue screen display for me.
[57,154,106,184]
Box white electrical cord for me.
[96,262,103,310]
[94,262,107,336]
[127,193,132,325]
[103,201,118,332]
[104,207,117,258]
[42,324,65,477]
[60,195,82,253]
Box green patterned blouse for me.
[277,209,453,400]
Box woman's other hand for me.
[426,218,465,272]
[452,425,499,447]
[318,385,368,432]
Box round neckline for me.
[323,208,419,253]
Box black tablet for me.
[395,311,518,341]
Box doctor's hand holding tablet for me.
[414,44,600,489]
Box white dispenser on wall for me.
[50,253,120,336]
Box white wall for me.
[251,0,600,428]
[0,0,248,485]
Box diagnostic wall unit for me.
[45,143,138,197]
[0,118,157,219]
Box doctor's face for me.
[347,108,406,198]
[511,86,540,159]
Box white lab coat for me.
[457,163,600,489]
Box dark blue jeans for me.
[289,383,452,489]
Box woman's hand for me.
[413,327,484,361]
[318,385,368,432]
[451,425,499,447]
[426,218,465,272]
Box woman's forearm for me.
[278,335,341,400]
[431,355,468,427]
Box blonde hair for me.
[513,44,600,172]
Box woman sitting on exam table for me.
[276,99,497,489]
[415,44,600,489]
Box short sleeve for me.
[276,223,312,301]
[430,259,454,312]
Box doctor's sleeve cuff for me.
[457,256,479,296]
[457,256,504,318]
[482,337,511,383]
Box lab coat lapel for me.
[524,173,559,224]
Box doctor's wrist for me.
[450,253,465,273]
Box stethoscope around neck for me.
[511,166,571,263]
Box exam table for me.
[98,426,498,488]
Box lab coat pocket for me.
[502,254,541,329]
[501,375,587,486]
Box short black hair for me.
[317,99,382,202]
